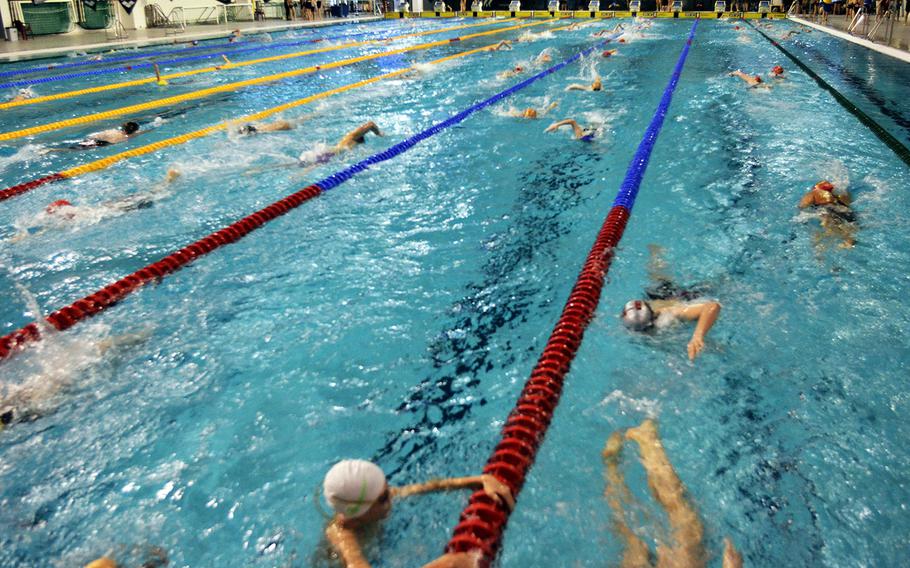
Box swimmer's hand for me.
[421,551,483,568]
[481,474,515,511]
[687,335,704,360]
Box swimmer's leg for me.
[722,538,743,568]
[625,420,706,568]
[646,244,671,284]
[603,432,654,568]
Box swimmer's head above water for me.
[45,199,75,218]
[620,299,655,331]
[771,65,784,76]
[122,121,140,135]
[323,459,392,523]
[814,180,835,192]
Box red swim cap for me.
[815,181,835,192]
[46,199,72,214]
[602,50,613,57]
[754,75,762,83]
[772,65,784,75]
[734,25,740,30]
[618,38,626,43]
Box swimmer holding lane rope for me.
[619,245,721,361]
[322,459,513,568]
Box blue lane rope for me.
[0,24,424,91]
[312,31,625,193]
[613,20,698,211]
[0,23,392,80]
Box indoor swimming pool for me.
[0,14,908,567]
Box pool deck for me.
[790,14,910,62]
[0,16,381,63]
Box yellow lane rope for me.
[0,20,506,111]
[55,21,558,179]
[0,21,550,143]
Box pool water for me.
[1,16,909,568]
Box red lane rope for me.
[0,185,321,360]
[444,20,700,564]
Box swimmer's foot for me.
[602,431,624,464]
[625,418,658,447]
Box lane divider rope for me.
[0,20,548,142]
[443,21,699,565]
[0,25,392,80]
[0,20,505,110]
[0,26,606,363]
[0,20,550,202]
[746,20,910,167]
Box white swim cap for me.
[620,300,654,331]
[323,459,387,518]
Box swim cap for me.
[618,38,626,43]
[46,199,72,214]
[772,65,784,75]
[754,75,762,83]
[122,121,140,135]
[815,180,835,192]
[602,50,613,57]
[515,66,523,72]
[620,300,654,331]
[323,460,387,519]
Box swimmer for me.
[489,40,513,51]
[770,65,785,79]
[798,180,857,249]
[322,459,513,568]
[565,76,602,92]
[545,118,597,141]
[507,101,558,119]
[780,30,799,40]
[535,50,553,65]
[593,23,624,37]
[1,329,152,432]
[8,88,34,103]
[76,121,141,148]
[235,118,296,136]
[601,49,618,58]
[497,65,526,80]
[9,170,180,244]
[728,70,769,89]
[602,419,744,568]
[619,245,721,360]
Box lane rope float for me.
[0,20,552,203]
[0,20,549,142]
[0,27,610,363]
[442,21,699,565]
[746,20,910,167]
[0,20,506,110]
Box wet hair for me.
[122,121,140,135]
[620,300,655,331]
[1,408,13,427]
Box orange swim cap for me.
[619,38,626,43]
[46,199,72,214]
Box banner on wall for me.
[118,0,137,13]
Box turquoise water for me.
[1,16,909,567]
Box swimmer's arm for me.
[326,523,371,568]
[797,191,816,208]
[421,551,483,568]
[565,84,589,91]
[670,302,721,360]
[545,119,578,133]
[393,474,514,509]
